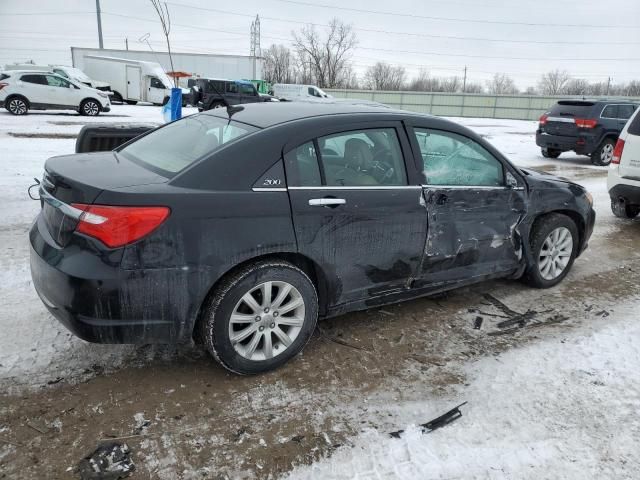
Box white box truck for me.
[81,56,175,105]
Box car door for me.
[18,74,49,105]
[225,82,242,105]
[147,77,167,104]
[407,125,527,286]
[45,75,77,106]
[285,122,428,308]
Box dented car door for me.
[408,126,527,285]
[284,123,428,307]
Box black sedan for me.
[30,103,595,374]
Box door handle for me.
[308,198,346,207]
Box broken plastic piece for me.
[389,402,468,438]
[77,442,135,480]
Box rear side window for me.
[618,104,636,120]
[119,115,258,176]
[20,74,46,85]
[601,105,618,119]
[226,82,238,94]
[549,101,594,117]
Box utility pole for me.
[462,66,467,93]
[95,0,104,49]
[250,15,261,80]
[606,76,611,96]
[125,37,129,50]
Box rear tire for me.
[111,91,124,104]
[79,99,100,116]
[202,260,318,375]
[541,148,561,159]
[611,198,640,219]
[125,100,137,105]
[6,96,29,115]
[592,138,616,166]
[522,213,579,288]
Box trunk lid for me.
[40,151,167,246]
[542,101,595,137]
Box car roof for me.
[203,101,421,129]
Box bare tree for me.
[464,82,484,94]
[563,78,589,96]
[292,19,357,88]
[486,73,518,94]
[538,69,570,95]
[441,76,462,92]
[263,45,295,84]
[149,0,175,87]
[524,86,538,95]
[624,80,640,96]
[363,62,406,90]
[407,70,441,92]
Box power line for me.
[273,0,637,29]
[163,0,640,46]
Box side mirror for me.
[506,171,519,189]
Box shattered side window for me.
[413,128,504,187]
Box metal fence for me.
[325,89,640,121]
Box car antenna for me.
[206,81,244,117]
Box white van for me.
[81,56,175,105]
[3,64,110,91]
[272,83,331,101]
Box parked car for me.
[536,100,638,166]
[30,103,595,374]
[608,105,640,219]
[191,78,265,111]
[0,70,110,116]
[272,83,331,101]
[3,63,111,91]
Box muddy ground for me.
[1,159,639,479]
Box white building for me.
[70,47,262,86]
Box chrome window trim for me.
[421,184,523,191]
[288,185,422,190]
[252,187,287,192]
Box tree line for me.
[263,19,640,97]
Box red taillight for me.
[71,204,170,248]
[574,118,597,129]
[0,82,8,91]
[539,114,548,125]
[611,138,625,165]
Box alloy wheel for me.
[538,227,573,280]
[9,98,27,115]
[84,101,99,116]
[228,281,305,361]
[600,143,614,164]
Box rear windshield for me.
[119,114,258,176]
[549,101,595,117]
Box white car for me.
[0,70,110,116]
[608,105,640,219]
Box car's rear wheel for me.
[125,100,137,105]
[6,96,28,115]
[202,260,318,374]
[541,148,561,159]
[522,213,578,288]
[111,91,124,104]
[80,99,100,116]
[611,198,640,219]
[592,138,616,166]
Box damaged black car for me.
[30,103,595,374]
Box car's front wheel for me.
[80,99,101,116]
[523,213,578,288]
[541,148,561,159]
[592,138,616,166]
[202,260,318,374]
[6,96,29,115]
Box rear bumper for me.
[608,173,640,206]
[29,215,201,344]
[536,131,598,155]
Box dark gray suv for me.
[536,100,637,165]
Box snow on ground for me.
[285,300,640,480]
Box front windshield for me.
[119,114,258,176]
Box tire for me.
[202,260,318,375]
[541,148,561,159]
[6,96,29,115]
[80,99,100,116]
[522,213,579,288]
[111,91,124,104]
[611,198,640,219]
[125,100,138,105]
[592,138,616,166]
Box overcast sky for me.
[1,0,639,88]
